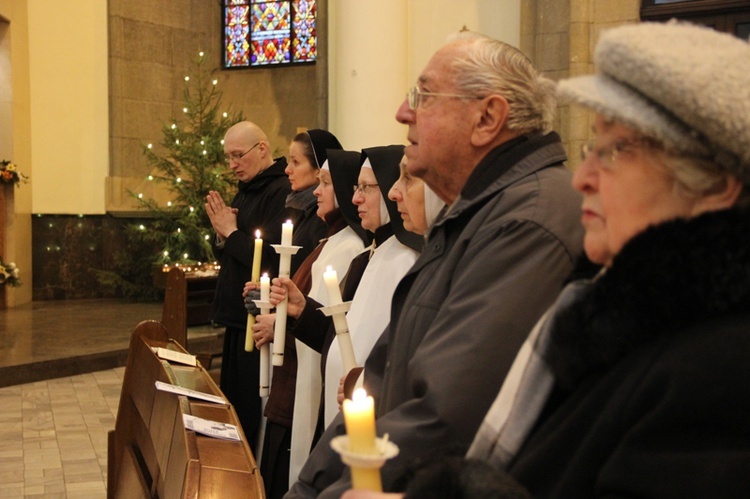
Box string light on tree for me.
[97,48,245,299]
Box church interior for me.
[1,0,748,497]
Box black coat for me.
[211,158,291,328]
[509,207,750,497]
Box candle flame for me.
[326,265,333,273]
[255,229,261,238]
[352,388,368,403]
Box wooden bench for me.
[160,267,218,346]
[107,320,264,499]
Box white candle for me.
[259,274,271,397]
[323,266,356,371]
[323,266,343,305]
[260,273,270,302]
[281,220,294,246]
[278,220,294,278]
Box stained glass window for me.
[223,0,316,68]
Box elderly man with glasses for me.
[205,120,291,452]
[286,33,585,498]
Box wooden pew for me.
[161,267,222,369]
[107,320,264,499]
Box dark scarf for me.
[547,207,750,389]
[285,184,317,211]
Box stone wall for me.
[107,0,326,213]
[521,0,640,169]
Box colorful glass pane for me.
[223,0,315,67]
[251,2,291,65]
[225,5,251,67]
[292,0,316,61]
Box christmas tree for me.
[96,51,243,300]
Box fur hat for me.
[557,21,750,182]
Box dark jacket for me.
[508,207,750,498]
[287,132,584,497]
[211,158,291,329]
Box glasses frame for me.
[407,85,480,110]
[353,183,380,195]
[580,138,656,169]
[225,142,261,163]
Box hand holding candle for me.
[245,229,263,352]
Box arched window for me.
[223,0,316,68]
[641,0,750,39]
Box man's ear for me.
[471,95,510,147]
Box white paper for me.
[152,347,197,366]
[183,414,241,441]
[154,380,227,405]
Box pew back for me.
[107,320,264,499]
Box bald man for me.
[206,121,291,450]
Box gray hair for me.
[447,32,557,134]
[658,151,750,207]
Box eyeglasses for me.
[225,142,260,163]
[353,183,379,195]
[580,138,655,169]
[407,85,480,110]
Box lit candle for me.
[343,388,381,491]
[281,219,294,246]
[260,273,270,302]
[323,266,343,305]
[251,229,263,282]
[259,274,271,397]
[245,230,263,352]
[273,220,294,366]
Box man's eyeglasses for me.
[580,138,656,169]
[225,142,260,164]
[353,183,379,195]
[407,85,480,110]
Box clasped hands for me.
[205,190,238,240]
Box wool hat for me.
[557,21,750,182]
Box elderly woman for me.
[345,21,750,499]
[388,155,444,236]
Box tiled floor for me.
[0,299,224,497]
[0,367,124,498]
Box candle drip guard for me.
[330,435,399,470]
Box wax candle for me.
[322,266,357,370]
[281,220,294,246]
[251,229,263,282]
[343,388,381,491]
[259,273,271,397]
[260,273,270,302]
[323,266,343,305]
[343,389,377,454]
[246,230,263,352]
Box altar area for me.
[0,297,223,387]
